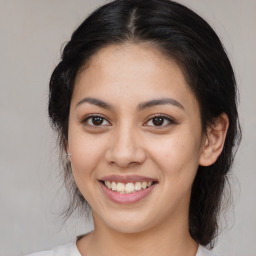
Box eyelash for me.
[82,114,110,128]
[81,114,176,128]
[145,114,176,128]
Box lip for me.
[99,181,156,204]
[99,174,157,184]
[98,175,158,205]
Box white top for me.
[25,239,216,256]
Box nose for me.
[105,125,146,168]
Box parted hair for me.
[48,0,241,248]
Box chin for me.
[94,210,156,234]
[108,221,150,234]
[108,214,156,234]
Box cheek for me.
[147,132,201,179]
[69,134,105,179]
[68,134,107,205]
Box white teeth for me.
[105,181,111,189]
[104,180,154,194]
[125,183,135,193]
[134,182,142,191]
[116,182,125,193]
[142,181,147,189]
[111,182,117,191]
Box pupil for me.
[92,116,103,125]
[153,117,164,126]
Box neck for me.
[77,212,198,256]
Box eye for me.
[82,115,111,127]
[145,115,175,127]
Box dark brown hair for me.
[48,0,241,248]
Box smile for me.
[99,175,158,204]
[103,181,154,194]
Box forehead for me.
[72,43,198,113]
[78,43,184,82]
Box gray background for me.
[0,0,255,255]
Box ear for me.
[65,140,71,162]
[199,113,229,166]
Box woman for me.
[27,0,241,255]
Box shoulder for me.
[25,242,81,256]
[196,245,217,256]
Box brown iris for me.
[92,116,104,125]
[152,117,164,126]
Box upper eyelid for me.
[146,113,173,120]
[144,115,175,126]
[81,114,175,126]
[82,113,108,120]
[82,114,111,125]
[82,113,172,120]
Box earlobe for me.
[65,141,71,161]
[199,113,229,166]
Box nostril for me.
[104,142,146,167]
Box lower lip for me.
[100,182,155,204]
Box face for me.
[67,43,206,234]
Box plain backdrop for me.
[0,0,255,255]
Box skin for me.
[67,43,229,256]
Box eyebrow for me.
[76,97,184,111]
[76,97,113,110]
[137,98,184,111]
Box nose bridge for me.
[105,121,146,167]
[115,122,137,150]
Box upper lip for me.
[99,175,158,184]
